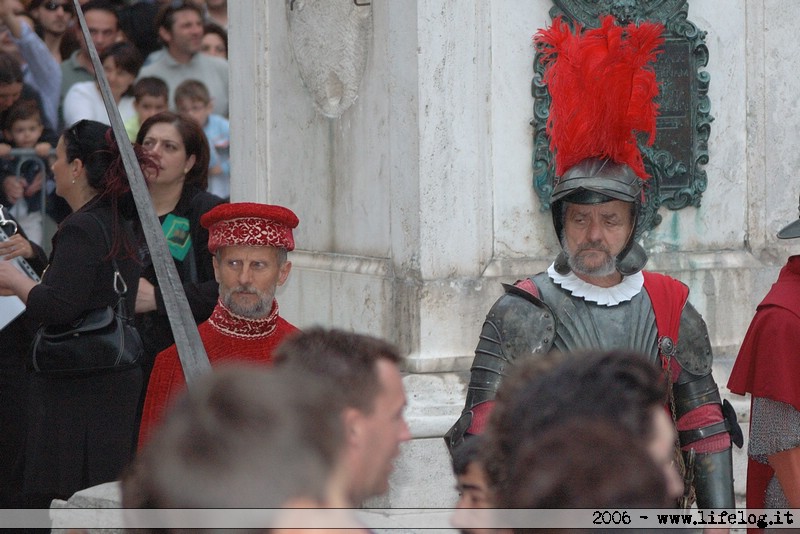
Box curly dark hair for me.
[482,350,667,498]
[500,419,670,513]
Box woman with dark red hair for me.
[0,119,157,507]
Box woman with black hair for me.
[0,119,157,507]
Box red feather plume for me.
[534,15,664,180]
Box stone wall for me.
[226,0,793,507]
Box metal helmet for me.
[778,195,800,239]
[551,157,647,276]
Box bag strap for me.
[86,212,126,299]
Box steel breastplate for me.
[532,272,660,365]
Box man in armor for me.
[445,16,739,509]
[728,200,800,508]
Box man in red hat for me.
[137,202,300,446]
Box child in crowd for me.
[0,100,65,245]
[125,77,169,141]
[449,438,492,534]
[174,79,230,199]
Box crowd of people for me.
[0,3,796,533]
[0,0,230,252]
[0,0,236,511]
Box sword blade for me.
[72,0,211,384]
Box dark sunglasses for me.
[42,1,73,13]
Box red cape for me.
[138,311,299,447]
[728,256,800,508]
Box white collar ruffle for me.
[547,263,643,306]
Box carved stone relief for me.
[286,0,372,118]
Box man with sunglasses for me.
[28,0,73,63]
[0,0,60,132]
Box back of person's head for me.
[100,41,144,79]
[62,119,157,214]
[499,420,670,511]
[62,119,119,191]
[121,365,346,512]
[117,1,161,58]
[0,52,24,85]
[273,327,403,414]
[60,120,157,257]
[156,0,203,33]
[511,350,665,435]
[133,76,169,102]
[136,111,210,190]
[174,79,210,106]
[3,99,42,132]
[484,350,666,493]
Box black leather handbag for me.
[30,215,143,375]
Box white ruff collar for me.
[547,263,644,306]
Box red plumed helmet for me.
[534,15,664,180]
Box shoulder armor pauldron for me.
[489,283,557,362]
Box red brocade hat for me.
[201,203,299,253]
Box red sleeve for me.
[137,344,188,449]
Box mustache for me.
[574,241,610,254]
[231,286,258,294]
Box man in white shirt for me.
[138,1,228,117]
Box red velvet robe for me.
[728,255,800,508]
[137,299,299,447]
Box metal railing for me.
[1,147,57,253]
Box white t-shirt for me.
[62,81,136,128]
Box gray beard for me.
[567,250,617,277]
[221,287,273,319]
[560,234,618,278]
